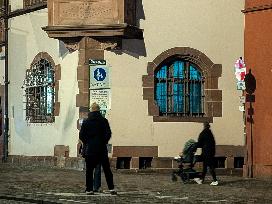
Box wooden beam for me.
[0,2,47,19]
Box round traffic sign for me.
[94,68,106,81]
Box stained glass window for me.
[155,60,204,116]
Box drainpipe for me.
[2,0,9,162]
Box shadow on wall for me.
[244,69,256,124]
[244,69,256,178]
[113,0,146,58]
[136,0,145,28]
[120,39,147,58]
[59,40,69,59]
[62,102,77,135]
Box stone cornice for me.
[42,24,143,39]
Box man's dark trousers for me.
[201,157,217,182]
[93,164,101,191]
[85,154,114,191]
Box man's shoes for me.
[210,181,219,186]
[193,178,203,184]
[85,190,94,195]
[109,189,117,195]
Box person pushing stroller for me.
[194,122,218,186]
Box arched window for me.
[24,57,55,123]
[142,47,222,122]
[155,60,204,116]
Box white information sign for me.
[90,89,111,110]
[237,81,246,90]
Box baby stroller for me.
[171,139,202,183]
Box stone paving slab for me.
[0,164,272,203]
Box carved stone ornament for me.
[64,41,79,53]
[100,40,121,50]
[100,42,116,50]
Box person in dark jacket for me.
[194,122,218,186]
[79,102,116,194]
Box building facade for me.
[0,0,245,171]
[243,0,272,177]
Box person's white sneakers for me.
[210,181,219,186]
[109,189,117,195]
[193,178,202,184]
[85,190,94,195]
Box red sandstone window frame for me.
[23,52,61,124]
[142,47,222,123]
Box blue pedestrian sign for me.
[94,68,107,81]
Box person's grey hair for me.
[90,102,100,112]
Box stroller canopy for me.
[182,139,197,163]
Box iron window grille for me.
[23,58,55,123]
[155,60,205,117]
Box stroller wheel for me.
[181,173,189,183]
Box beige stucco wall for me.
[105,0,245,157]
[10,0,23,11]
[6,0,244,158]
[8,9,79,157]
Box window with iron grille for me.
[24,58,55,123]
[155,60,204,116]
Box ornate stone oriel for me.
[43,0,143,49]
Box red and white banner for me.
[234,57,246,82]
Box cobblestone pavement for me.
[0,164,272,203]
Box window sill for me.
[153,116,213,123]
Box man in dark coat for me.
[79,102,116,194]
[194,122,218,186]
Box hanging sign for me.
[234,57,246,90]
